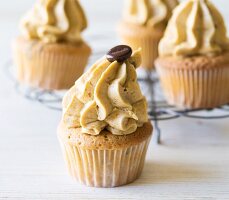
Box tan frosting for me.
[159,0,229,57]
[123,0,178,28]
[21,0,87,43]
[62,49,148,135]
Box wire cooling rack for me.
[4,41,229,144]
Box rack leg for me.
[154,119,161,144]
[145,70,162,144]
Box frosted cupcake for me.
[156,0,229,109]
[58,45,153,187]
[118,0,178,70]
[13,0,91,90]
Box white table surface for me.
[0,0,229,199]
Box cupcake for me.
[156,0,229,109]
[118,0,178,70]
[13,0,91,90]
[58,45,153,187]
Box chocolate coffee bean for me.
[106,45,132,63]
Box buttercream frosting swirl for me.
[62,49,148,135]
[123,0,178,28]
[21,0,87,43]
[159,0,229,57]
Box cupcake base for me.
[58,122,153,187]
[156,53,229,109]
[13,36,91,90]
[118,22,164,70]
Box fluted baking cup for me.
[156,65,229,109]
[59,135,151,187]
[13,37,91,90]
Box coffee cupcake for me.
[118,0,178,70]
[156,0,229,109]
[58,45,153,187]
[13,0,91,90]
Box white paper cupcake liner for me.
[59,137,151,187]
[156,66,229,109]
[13,38,91,90]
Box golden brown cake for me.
[13,0,91,90]
[156,0,229,109]
[58,45,153,187]
[118,0,178,70]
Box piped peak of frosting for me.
[159,0,229,57]
[123,0,178,28]
[21,0,87,43]
[62,49,148,135]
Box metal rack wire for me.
[4,58,229,144]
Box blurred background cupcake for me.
[156,0,229,109]
[118,0,178,70]
[12,0,91,90]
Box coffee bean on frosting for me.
[106,45,132,63]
